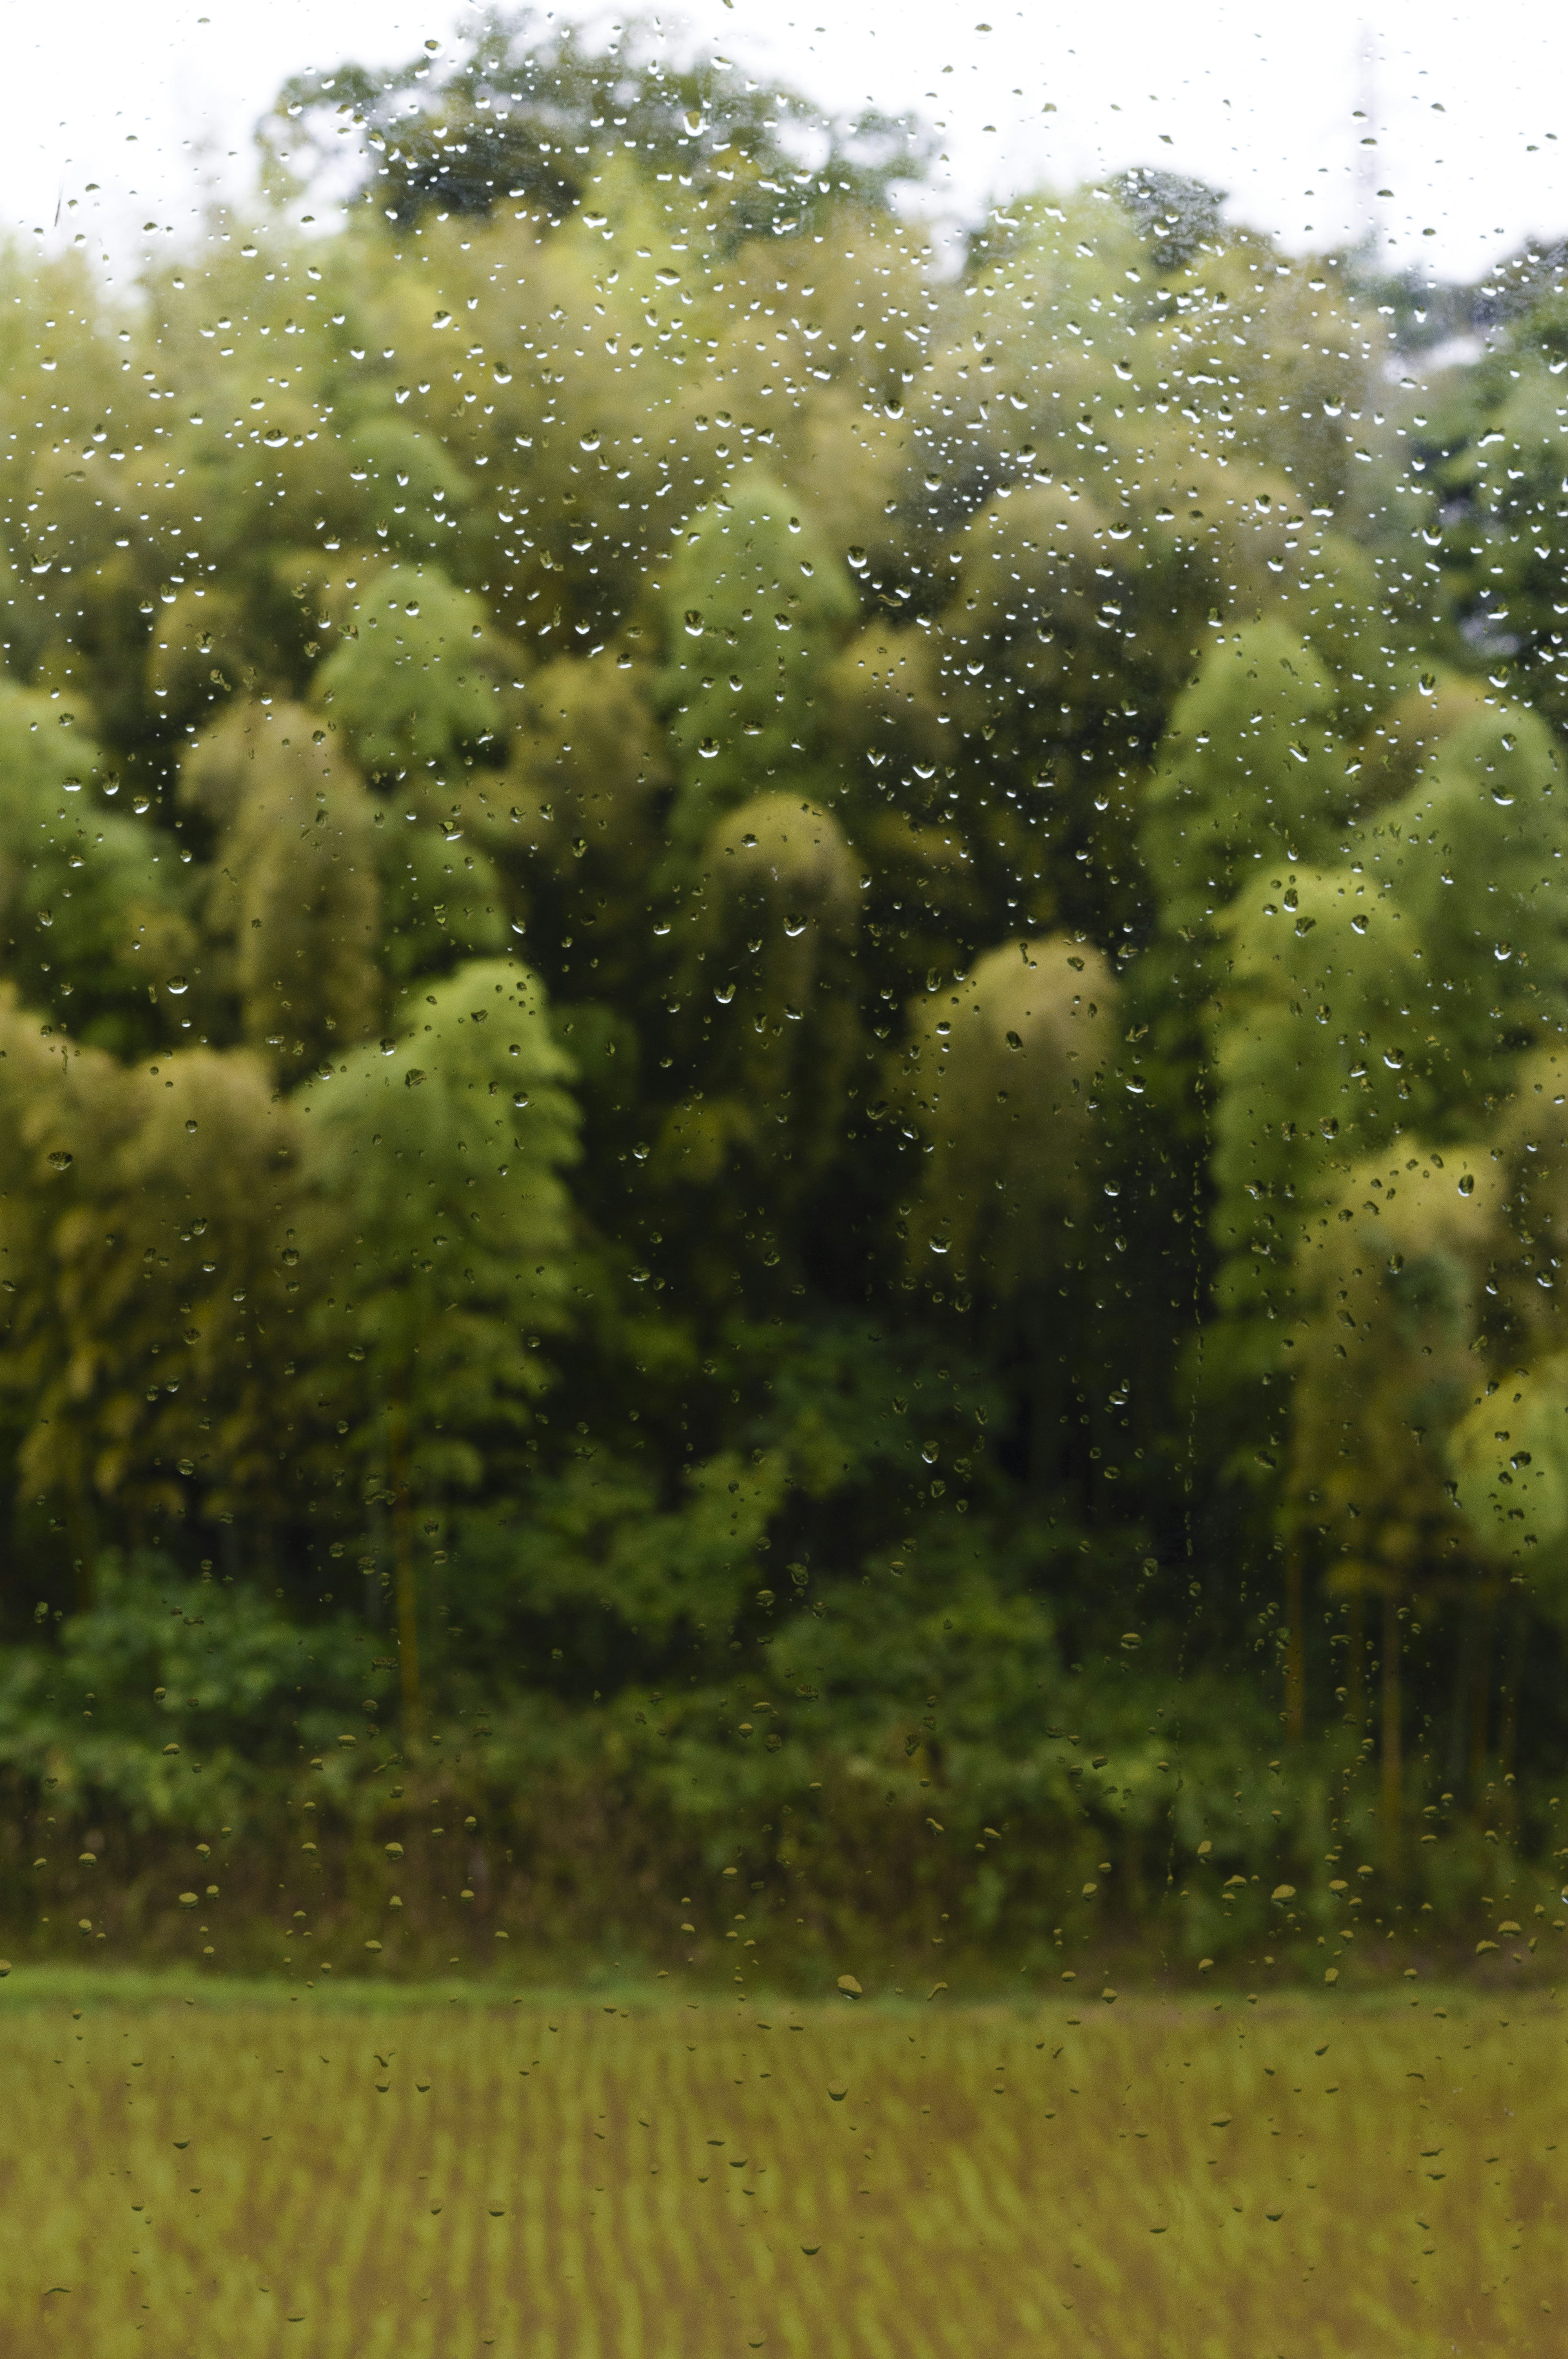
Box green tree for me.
[0,1019,303,1582]
[903,936,1116,1293]
[1174,681,1566,1349]
[267,8,930,238]
[0,679,196,1056]
[1290,1151,1497,1772]
[1141,621,1355,958]
[653,792,863,1307]
[181,700,382,1064]
[297,956,578,1730]
[657,475,858,865]
[313,564,508,780]
[901,937,1116,1493]
[1423,272,1568,731]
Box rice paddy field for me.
[1,1974,1564,2358]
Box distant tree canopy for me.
[266,7,933,237]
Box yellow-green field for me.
[1,1976,1564,2357]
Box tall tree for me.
[297,957,578,1730]
[181,700,382,1065]
[657,475,858,867]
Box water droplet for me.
[47,1150,72,1173]
[1458,1173,1475,1197]
[405,1070,426,1090]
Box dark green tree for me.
[297,957,578,1730]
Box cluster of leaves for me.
[265,8,932,243]
[0,1546,1483,1976]
[2,9,1568,1955]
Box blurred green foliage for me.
[3,12,1568,1971]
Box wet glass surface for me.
[2,11,1568,2351]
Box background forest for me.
[3,10,1568,1983]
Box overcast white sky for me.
[9,0,1566,285]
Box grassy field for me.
[1,1973,1564,2357]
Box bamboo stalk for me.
[388,1388,421,1742]
[1381,1584,1402,1872]
[1283,1525,1305,1741]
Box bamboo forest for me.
[3,12,1568,1991]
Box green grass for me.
[2,1976,1564,2355]
[0,1963,676,2015]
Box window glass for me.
[2,11,1566,2349]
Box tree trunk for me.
[1446,1588,1474,1799]
[1347,1583,1366,1728]
[1283,1527,1305,1741]
[1497,1591,1526,1844]
[56,1418,100,1615]
[1468,1587,1494,1807]
[67,1478,96,1616]
[387,1388,421,1744]
[1380,1584,1402,1873]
